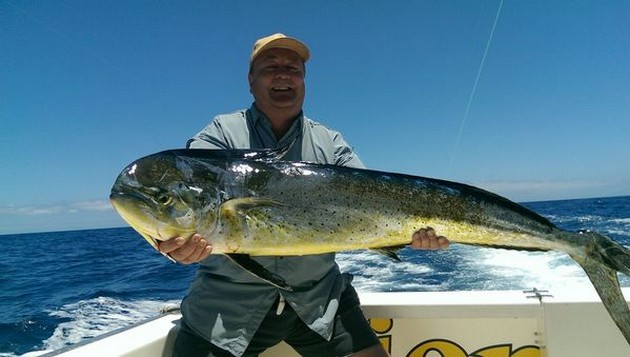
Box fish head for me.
[110,151,222,250]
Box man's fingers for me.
[411,227,449,250]
[158,234,213,264]
[159,236,186,254]
[183,237,213,263]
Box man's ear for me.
[247,73,253,94]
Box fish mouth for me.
[109,187,159,217]
[110,190,164,250]
[110,190,196,251]
[109,186,151,204]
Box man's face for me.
[248,48,306,116]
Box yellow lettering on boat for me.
[408,339,468,357]
[369,319,541,357]
[368,319,393,354]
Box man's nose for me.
[274,67,292,78]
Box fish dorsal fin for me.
[171,137,296,162]
[236,147,288,162]
[225,254,293,291]
[161,148,285,162]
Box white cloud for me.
[0,200,114,216]
[0,200,125,235]
[70,200,114,212]
[475,179,622,202]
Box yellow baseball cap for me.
[250,33,310,65]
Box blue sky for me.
[1,0,629,234]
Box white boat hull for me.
[41,288,630,357]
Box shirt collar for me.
[249,103,304,147]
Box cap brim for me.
[251,37,310,64]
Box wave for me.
[24,297,179,356]
[336,242,625,293]
[337,250,440,292]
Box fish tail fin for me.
[586,231,630,275]
[571,231,630,344]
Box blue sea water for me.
[1,196,629,356]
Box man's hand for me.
[411,227,449,250]
[159,234,212,264]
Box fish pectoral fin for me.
[371,245,406,261]
[220,197,284,216]
[219,197,284,229]
[224,254,293,291]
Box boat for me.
[39,287,630,357]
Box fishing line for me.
[448,0,504,173]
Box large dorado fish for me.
[110,148,630,345]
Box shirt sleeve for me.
[331,131,365,169]
[186,118,231,149]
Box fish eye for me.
[156,193,173,206]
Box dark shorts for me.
[172,284,379,357]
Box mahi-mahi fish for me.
[110,148,630,345]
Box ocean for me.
[1,195,629,356]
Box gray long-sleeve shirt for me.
[181,104,364,356]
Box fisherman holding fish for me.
[160,33,449,357]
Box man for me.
[160,33,449,357]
